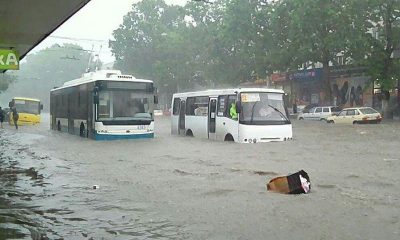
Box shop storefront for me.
[288,68,323,106]
[270,66,374,109]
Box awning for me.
[0,0,91,72]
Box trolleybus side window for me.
[172,98,180,115]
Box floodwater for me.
[1,115,399,239]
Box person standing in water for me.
[0,107,4,128]
[11,107,19,129]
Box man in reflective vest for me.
[230,102,238,120]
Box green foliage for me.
[358,0,400,90]
[110,0,189,91]
[110,0,400,98]
[0,73,15,94]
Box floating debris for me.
[267,170,311,194]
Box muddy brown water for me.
[1,115,399,239]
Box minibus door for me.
[208,98,217,140]
[178,100,186,135]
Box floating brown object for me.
[267,170,311,194]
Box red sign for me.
[271,73,286,82]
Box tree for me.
[111,0,276,92]
[209,0,271,84]
[0,73,15,94]
[360,0,400,117]
[111,0,192,91]
[269,0,360,103]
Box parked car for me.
[297,106,341,121]
[326,107,382,124]
[154,109,163,116]
[296,103,317,114]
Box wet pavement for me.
[1,115,400,239]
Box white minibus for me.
[171,88,292,143]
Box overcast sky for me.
[32,0,188,64]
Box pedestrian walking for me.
[0,107,4,128]
[11,107,19,129]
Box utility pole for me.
[86,44,94,73]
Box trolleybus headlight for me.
[253,138,257,143]
[249,139,253,143]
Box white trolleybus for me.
[50,70,157,140]
[171,88,292,143]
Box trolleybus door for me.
[208,98,217,140]
[178,100,186,135]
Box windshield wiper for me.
[250,101,259,123]
[268,104,290,122]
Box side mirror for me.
[8,101,13,108]
[154,95,159,104]
[93,86,99,104]
[40,104,44,110]
[235,101,242,113]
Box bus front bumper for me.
[94,132,154,140]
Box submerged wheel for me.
[224,134,234,142]
[57,121,61,131]
[299,117,304,120]
[327,120,334,124]
[186,129,193,137]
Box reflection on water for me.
[1,117,400,240]
[0,132,47,239]
[0,129,184,239]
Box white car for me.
[154,109,163,116]
[326,107,382,124]
[297,106,341,121]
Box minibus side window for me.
[217,95,227,117]
[172,98,180,115]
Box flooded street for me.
[1,115,400,239]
